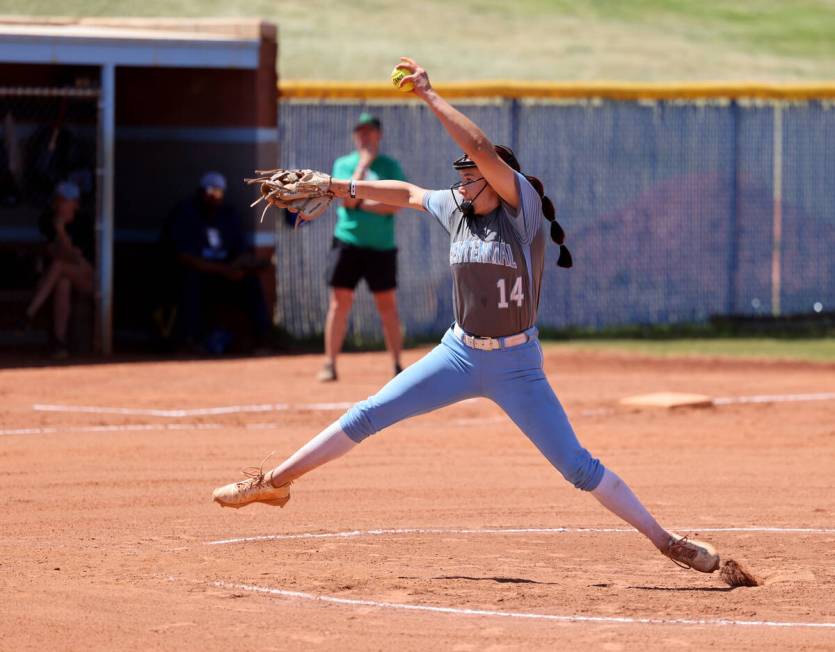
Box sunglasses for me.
[449,176,485,190]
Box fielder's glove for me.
[245,168,334,226]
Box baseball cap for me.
[55,180,81,201]
[354,112,382,131]
[200,171,227,192]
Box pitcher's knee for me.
[339,398,380,443]
[560,450,606,492]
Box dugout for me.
[0,17,278,355]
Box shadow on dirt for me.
[432,575,558,586]
[629,585,734,593]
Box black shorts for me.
[327,238,397,292]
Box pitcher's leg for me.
[489,370,604,491]
[487,348,719,572]
[213,332,479,509]
[340,332,478,442]
[592,468,670,550]
[267,419,356,487]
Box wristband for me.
[349,179,357,199]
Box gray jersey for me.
[423,171,546,337]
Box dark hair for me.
[523,172,572,269]
[499,145,572,269]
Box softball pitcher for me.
[214,57,720,574]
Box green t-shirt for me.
[332,152,406,251]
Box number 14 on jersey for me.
[497,277,524,308]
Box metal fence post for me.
[727,100,740,315]
[96,64,115,355]
[509,97,520,155]
[771,104,783,317]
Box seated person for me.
[167,171,270,353]
[24,181,94,358]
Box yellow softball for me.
[391,65,414,92]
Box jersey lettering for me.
[449,239,517,269]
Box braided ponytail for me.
[524,174,573,269]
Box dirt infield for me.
[2,345,834,650]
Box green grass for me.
[545,337,835,363]
[272,320,835,362]
[5,1,835,81]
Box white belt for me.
[453,323,529,351]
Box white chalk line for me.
[211,580,835,630]
[0,422,288,437]
[206,525,835,546]
[0,423,226,437]
[31,391,835,420]
[207,526,835,629]
[31,401,354,418]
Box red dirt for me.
[1,346,834,650]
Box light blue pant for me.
[340,326,605,491]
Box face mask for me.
[449,177,487,218]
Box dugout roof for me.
[0,17,269,69]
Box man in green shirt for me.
[319,113,407,382]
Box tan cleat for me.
[212,457,292,509]
[664,533,720,573]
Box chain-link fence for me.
[0,87,99,347]
[276,97,835,341]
